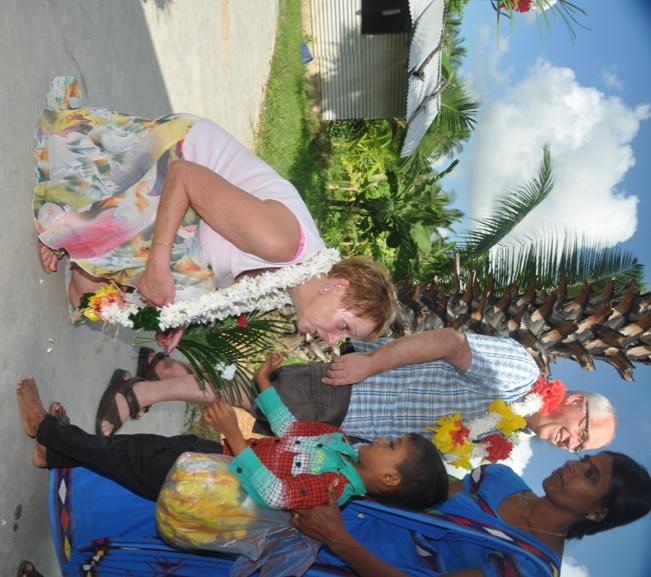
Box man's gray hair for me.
[571,390,617,424]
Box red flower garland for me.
[531,376,566,416]
[482,434,514,462]
[451,420,470,445]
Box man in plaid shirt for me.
[258,329,616,453]
[17,357,448,513]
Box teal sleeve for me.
[228,446,285,509]
[255,386,296,436]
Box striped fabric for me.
[340,333,540,440]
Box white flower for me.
[215,363,237,380]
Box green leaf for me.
[129,307,162,331]
[411,222,434,253]
[462,144,553,259]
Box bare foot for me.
[16,378,47,437]
[32,401,69,468]
[33,443,47,468]
[39,241,64,273]
[49,401,70,425]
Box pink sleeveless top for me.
[182,119,325,288]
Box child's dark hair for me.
[369,434,449,510]
[567,451,651,539]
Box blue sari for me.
[50,465,559,577]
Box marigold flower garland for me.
[429,377,566,470]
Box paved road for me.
[0,1,278,572]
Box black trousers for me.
[37,414,223,501]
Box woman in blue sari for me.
[47,450,650,577]
[293,453,651,577]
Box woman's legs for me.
[98,369,253,436]
[38,240,111,308]
[68,265,108,308]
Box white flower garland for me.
[101,248,342,329]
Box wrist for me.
[326,529,359,553]
[256,377,271,391]
[148,242,173,261]
[364,350,383,374]
[223,429,246,453]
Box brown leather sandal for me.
[136,347,167,381]
[95,369,147,436]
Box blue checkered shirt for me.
[340,333,540,440]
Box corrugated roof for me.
[400,0,446,157]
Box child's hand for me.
[202,399,240,437]
[254,353,285,391]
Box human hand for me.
[202,398,240,437]
[136,261,176,307]
[291,480,348,543]
[156,327,185,353]
[254,353,284,391]
[322,352,376,386]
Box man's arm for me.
[324,328,472,386]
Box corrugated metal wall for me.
[309,0,410,120]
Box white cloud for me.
[601,68,625,92]
[561,556,590,577]
[468,59,649,247]
[470,25,513,92]
[500,434,533,475]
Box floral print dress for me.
[33,76,216,300]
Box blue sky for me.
[452,2,651,576]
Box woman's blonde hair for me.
[328,256,397,340]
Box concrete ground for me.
[0,1,278,573]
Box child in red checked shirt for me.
[202,354,448,510]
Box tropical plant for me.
[445,0,471,17]
[394,147,651,381]
[321,119,462,281]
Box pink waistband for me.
[292,226,306,261]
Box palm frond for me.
[462,145,553,259]
[437,80,479,135]
[175,313,291,402]
[486,232,644,293]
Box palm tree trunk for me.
[395,276,651,382]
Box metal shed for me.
[307,0,446,156]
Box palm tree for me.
[394,147,651,381]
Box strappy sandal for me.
[136,347,167,381]
[17,561,43,577]
[38,241,65,274]
[95,369,148,436]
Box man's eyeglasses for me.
[570,399,590,454]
